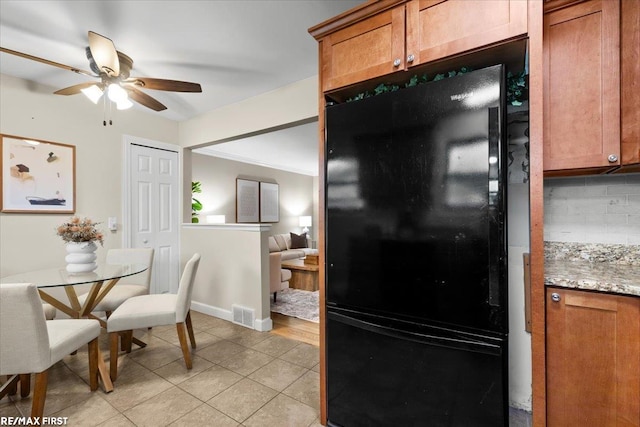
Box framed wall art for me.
[236,178,259,223]
[260,182,279,223]
[1,134,76,213]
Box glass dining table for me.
[1,263,148,393]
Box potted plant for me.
[191,181,203,223]
[57,216,104,273]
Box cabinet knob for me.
[407,54,415,64]
[551,292,561,302]
[393,58,401,67]
[608,154,618,163]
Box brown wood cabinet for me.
[620,0,640,169]
[319,5,406,92]
[543,0,640,174]
[546,287,640,426]
[312,0,527,93]
[406,0,527,67]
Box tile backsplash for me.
[544,173,640,245]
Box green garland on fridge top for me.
[345,67,528,106]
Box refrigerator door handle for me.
[487,106,502,307]
[328,310,503,356]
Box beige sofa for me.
[268,233,315,261]
[269,252,291,302]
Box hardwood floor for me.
[270,312,319,347]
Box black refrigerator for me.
[325,64,508,426]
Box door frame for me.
[121,134,183,292]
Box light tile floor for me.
[1,312,322,426]
[1,311,532,426]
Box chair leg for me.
[176,322,193,370]
[0,375,20,399]
[121,330,133,353]
[19,374,30,398]
[109,332,119,382]
[87,338,99,391]
[185,311,197,349]
[31,370,49,419]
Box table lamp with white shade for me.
[299,216,312,234]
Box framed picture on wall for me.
[236,178,259,223]
[1,134,76,213]
[260,182,279,222]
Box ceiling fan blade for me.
[126,87,167,111]
[0,46,94,77]
[88,31,119,76]
[54,82,99,95]
[127,77,202,93]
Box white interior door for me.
[127,141,180,294]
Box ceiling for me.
[0,0,363,176]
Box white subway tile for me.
[544,205,569,215]
[582,233,628,244]
[568,204,606,215]
[586,175,627,185]
[603,214,628,225]
[607,223,640,234]
[607,184,640,195]
[628,215,640,225]
[608,196,640,214]
[545,177,586,187]
[625,174,640,185]
[585,214,606,224]
[544,175,640,245]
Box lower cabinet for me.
[546,288,640,426]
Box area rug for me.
[271,288,319,323]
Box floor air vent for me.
[232,305,254,328]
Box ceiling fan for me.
[0,31,202,113]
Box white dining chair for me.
[0,283,101,418]
[78,247,154,316]
[42,303,56,320]
[107,253,201,381]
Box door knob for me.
[608,154,618,163]
[393,58,401,67]
[407,54,415,63]
[143,239,148,244]
[551,292,561,302]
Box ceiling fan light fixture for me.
[81,85,104,104]
[116,99,133,110]
[107,83,128,103]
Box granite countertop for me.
[544,242,640,298]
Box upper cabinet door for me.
[405,0,527,67]
[621,0,640,167]
[321,6,405,92]
[543,0,620,172]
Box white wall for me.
[175,77,321,332]
[0,74,179,278]
[544,174,640,244]
[179,76,318,148]
[191,153,315,237]
[508,183,532,411]
[182,224,273,331]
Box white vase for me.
[65,241,98,273]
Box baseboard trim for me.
[254,317,273,332]
[191,300,272,331]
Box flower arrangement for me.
[57,216,104,246]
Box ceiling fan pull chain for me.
[102,92,107,126]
